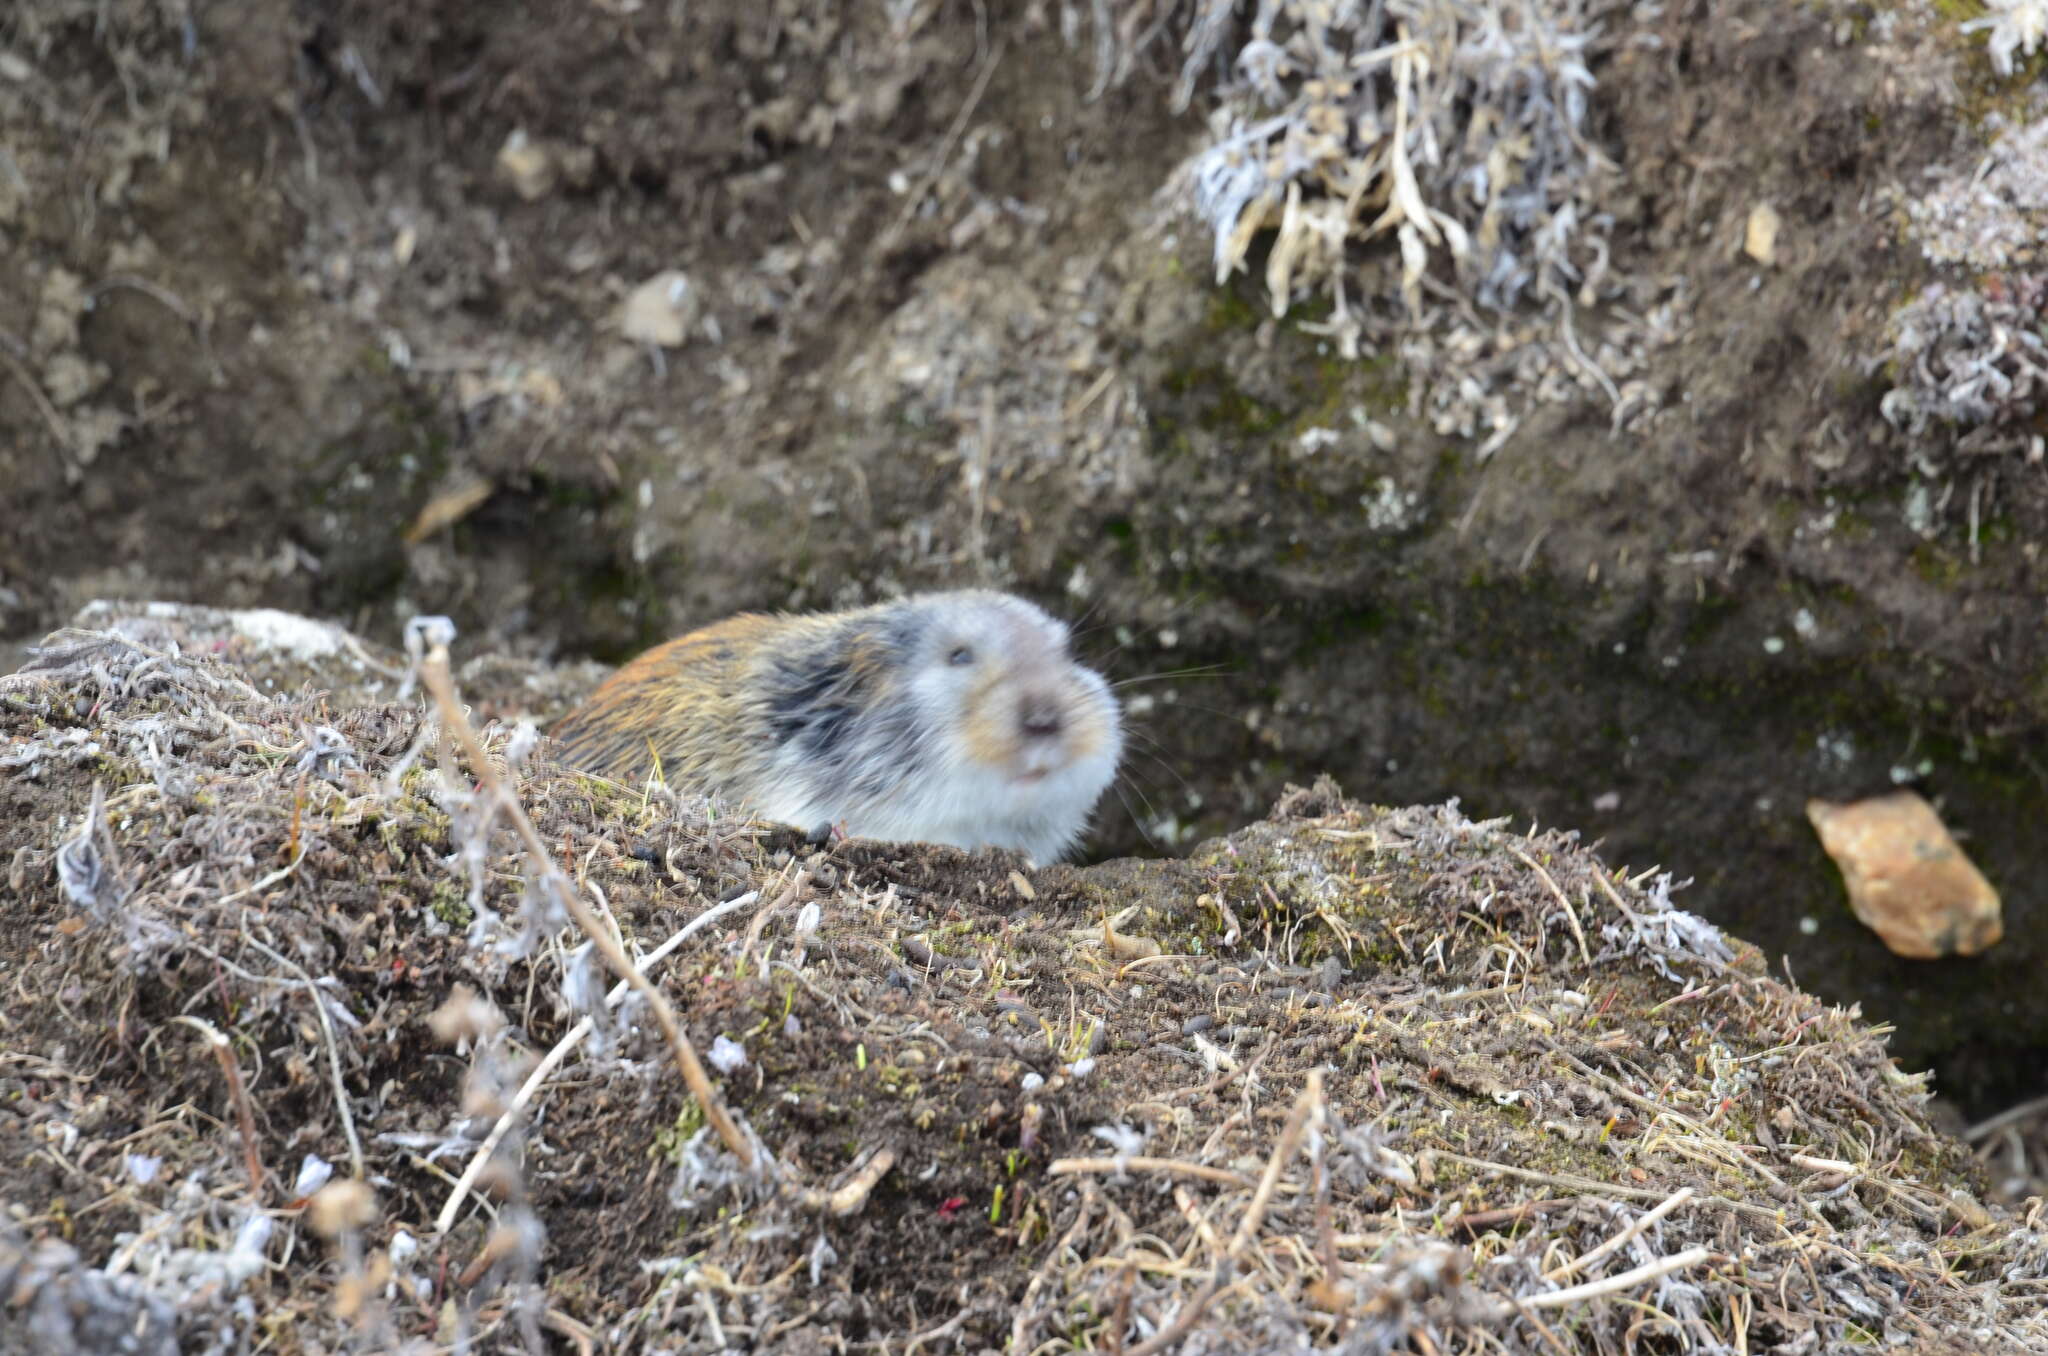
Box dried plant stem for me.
[171,1015,264,1200]
[967,385,992,580]
[798,1146,897,1216]
[1125,1070,1324,1356]
[902,1301,977,1356]
[1523,1245,1713,1310]
[1965,1092,2048,1142]
[419,646,756,1171]
[0,346,75,478]
[541,1306,598,1356]
[89,274,226,385]
[217,844,308,907]
[1507,1295,1576,1356]
[1124,1270,1229,1356]
[1450,1198,1571,1233]
[1228,1070,1320,1262]
[435,892,761,1233]
[1105,1261,1138,1356]
[1047,1156,1258,1190]
[241,931,365,1180]
[1433,1148,1783,1228]
[1512,847,1592,967]
[1545,1187,1694,1282]
[877,38,1005,254]
[1013,1184,1101,1351]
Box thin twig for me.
[1105,1261,1138,1355]
[877,39,1005,254]
[241,932,365,1181]
[1013,1185,1100,1351]
[434,892,760,1233]
[1508,1294,1577,1356]
[1047,1156,1258,1189]
[217,844,308,907]
[0,347,75,479]
[419,645,756,1170]
[1125,1270,1229,1355]
[968,384,993,580]
[903,1302,980,1356]
[170,1015,265,1200]
[1451,1198,1572,1233]
[1590,869,1647,926]
[1966,1092,2048,1142]
[1523,1246,1713,1310]
[1432,1149,1667,1203]
[1512,847,1592,968]
[1432,1149,1785,1227]
[1544,1187,1694,1282]
[90,274,226,385]
[1125,1071,1323,1356]
[1227,1070,1320,1262]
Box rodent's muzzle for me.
[964,675,1110,779]
[1018,693,1064,739]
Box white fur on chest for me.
[749,742,1118,864]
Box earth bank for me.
[0,604,2039,1353]
[2,1,2046,1111]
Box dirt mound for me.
[10,0,2048,1111]
[2,605,2037,1353]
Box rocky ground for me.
[3,603,2043,1353]
[3,0,2048,1222]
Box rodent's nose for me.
[1019,696,1064,739]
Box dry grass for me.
[2,606,2042,1353]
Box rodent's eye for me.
[948,646,975,667]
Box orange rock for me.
[1806,791,2002,959]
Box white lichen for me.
[1361,475,1425,531]
[1903,118,2048,273]
[1963,0,2048,78]
[1884,120,2048,458]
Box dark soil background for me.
[4,0,2046,1117]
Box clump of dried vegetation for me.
[1162,0,1605,328]
[3,603,2043,1353]
[1880,18,2048,461]
[1881,115,2048,460]
[1075,0,1666,447]
[1881,273,2048,458]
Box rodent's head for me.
[885,590,1121,810]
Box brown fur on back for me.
[549,612,791,786]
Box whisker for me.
[1119,729,1184,768]
[1111,665,1229,689]
[1123,746,1200,802]
[1110,781,1168,854]
[1122,721,1209,763]
[1118,724,1181,757]
[1067,596,1110,635]
[1125,699,1244,724]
